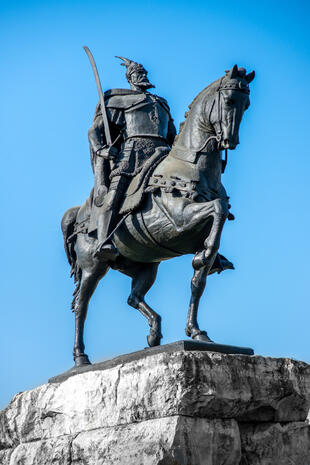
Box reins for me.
[222,148,228,174]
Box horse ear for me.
[245,70,255,83]
[227,64,238,79]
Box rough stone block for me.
[240,421,310,465]
[1,350,309,464]
[72,417,240,465]
[1,436,72,465]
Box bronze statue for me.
[62,48,255,366]
[87,53,177,261]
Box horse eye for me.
[225,98,234,106]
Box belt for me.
[124,135,168,142]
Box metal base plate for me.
[48,340,254,384]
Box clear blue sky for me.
[1,0,309,409]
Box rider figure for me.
[88,56,176,260]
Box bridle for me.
[172,75,249,171]
[215,77,228,173]
[203,76,250,173]
[198,77,228,173]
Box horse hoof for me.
[74,354,91,367]
[147,334,162,347]
[192,331,213,343]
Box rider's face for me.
[130,70,154,89]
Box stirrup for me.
[94,242,118,261]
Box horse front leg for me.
[185,199,228,342]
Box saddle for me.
[75,147,201,235]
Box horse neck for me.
[170,93,217,162]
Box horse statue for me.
[62,64,254,367]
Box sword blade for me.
[83,46,112,147]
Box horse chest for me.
[196,152,222,197]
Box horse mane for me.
[176,76,223,137]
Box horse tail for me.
[61,206,82,310]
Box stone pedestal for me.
[1,346,310,464]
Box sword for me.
[83,46,112,147]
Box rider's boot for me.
[93,175,129,261]
[93,209,119,261]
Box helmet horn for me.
[115,56,134,67]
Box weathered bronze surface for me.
[62,49,255,366]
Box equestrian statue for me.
[62,47,255,366]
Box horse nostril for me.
[223,139,237,150]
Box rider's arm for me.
[88,103,124,154]
[88,113,104,154]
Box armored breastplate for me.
[123,95,170,140]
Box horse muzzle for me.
[221,139,238,150]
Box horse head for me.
[210,65,255,150]
[173,65,255,157]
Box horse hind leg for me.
[127,262,162,347]
[73,266,108,366]
[185,199,228,342]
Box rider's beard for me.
[137,81,155,89]
[132,76,155,89]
